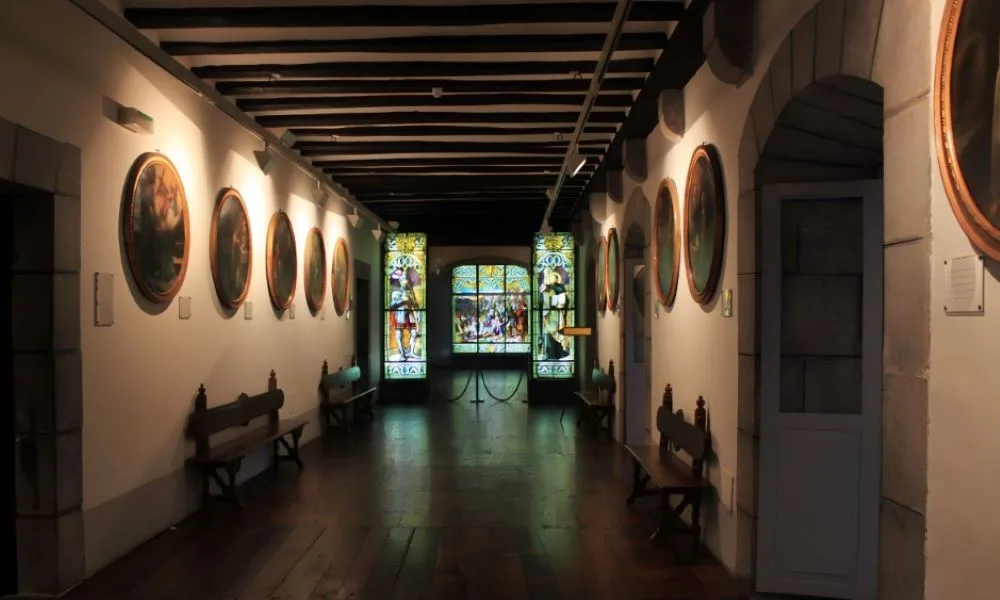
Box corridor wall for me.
[0,0,379,577]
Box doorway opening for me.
[622,222,651,445]
[1,186,15,596]
[753,76,884,599]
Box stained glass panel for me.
[450,263,530,354]
[384,233,427,380]
[532,233,576,379]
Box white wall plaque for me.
[244,300,253,320]
[289,303,296,320]
[721,289,734,318]
[944,254,984,315]
[94,272,114,327]
[178,296,192,319]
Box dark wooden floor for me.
[65,372,744,600]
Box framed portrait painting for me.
[304,227,327,314]
[653,177,681,307]
[266,211,297,311]
[606,227,620,312]
[683,144,726,305]
[935,0,1000,259]
[595,235,607,313]
[332,237,351,316]
[209,187,252,310]
[122,152,190,303]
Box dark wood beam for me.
[327,165,594,176]
[296,141,605,156]
[572,0,711,214]
[264,111,625,128]
[216,77,645,96]
[314,157,573,169]
[162,32,667,56]
[289,125,617,139]
[340,174,577,185]
[358,189,575,200]
[125,3,685,29]
[347,184,585,194]
[239,94,634,113]
[361,195,564,204]
[193,58,654,81]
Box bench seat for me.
[565,360,616,440]
[187,415,310,466]
[319,356,377,430]
[624,444,710,491]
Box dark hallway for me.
[62,373,741,600]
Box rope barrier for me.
[430,369,476,403]
[477,370,526,403]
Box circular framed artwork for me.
[122,152,190,303]
[332,237,351,316]
[595,236,607,312]
[606,227,620,312]
[303,227,327,314]
[265,211,297,311]
[209,188,252,310]
[683,144,726,304]
[653,178,681,307]
[934,0,1000,259]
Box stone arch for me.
[732,0,930,597]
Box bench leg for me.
[276,433,305,469]
[626,460,650,506]
[203,464,243,510]
[690,489,702,556]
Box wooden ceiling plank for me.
[162,32,667,56]
[216,77,645,95]
[263,111,624,127]
[285,125,617,138]
[125,3,685,29]
[193,58,654,80]
[238,94,634,112]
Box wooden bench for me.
[624,385,711,555]
[186,370,309,509]
[572,359,616,440]
[318,354,376,430]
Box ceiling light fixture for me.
[388,220,400,229]
[280,130,297,147]
[431,87,443,99]
[311,180,329,204]
[254,143,275,175]
[545,188,557,202]
[371,226,383,241]
[567,147,586,177]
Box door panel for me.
[1,200,15,594]
[756,181,882,599]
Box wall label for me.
[944,254,984,315]
[721,289,733,317]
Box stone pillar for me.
[4,121,85,595]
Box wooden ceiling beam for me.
[296,142,605,157]
[287,125,617,138]
[162,32,667,57]
[193,58,654,80]
[216,77,645,96]
[327,165,594,176]
[313,157,573,168]
[264,111,624,127]
[125,2,685,29]
[239,94,634,113]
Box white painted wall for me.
[926,1,1000,597]
[593,0,820,572]
[0,0,376,574]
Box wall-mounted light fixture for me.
[371,226,383,241]
[388,220,400,229]
[280,130,297,147]
[567,147,586,177]
[347,208,362,229]
[311,180,329,204]
[254,143,276,175]
[545,187,556,202]
[117,106,154,135]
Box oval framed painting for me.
[303,227,327,314]
[683,144,726,305]
[122,152,190,303]
[606,227,620,312]
[934,0,1000,259]
[331,237,351,316]
[265,211,297,311]
[209,187,252,310]
[653,178,681,307]
[595,236,607,313]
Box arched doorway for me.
[755,69,886,600]
[620,187,653,444]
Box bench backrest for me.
[187,370,284,456]
[319,354,367,398]
[656,385,710,479]
[589,359,617,405]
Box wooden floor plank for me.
[60,385,745,600]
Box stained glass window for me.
[384,233,427,380]
[451,264,531,354]
[532,233,576,379]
